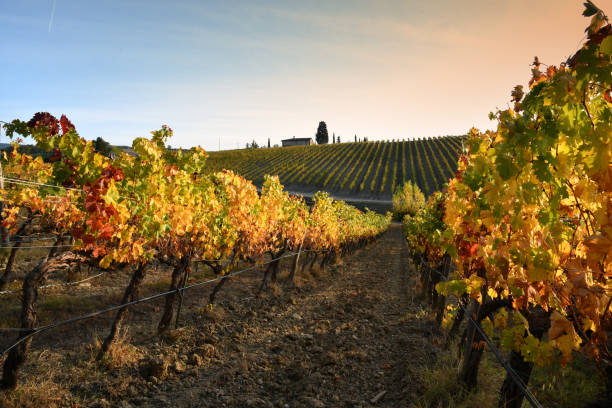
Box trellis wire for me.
[415,253,543,408]
[0,272,106,296]
[0,250,304,353]
[0,247,327,297]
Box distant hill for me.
[1,143,135,161]
[114,145,137,157]
[1,143,53,161]
[2,137,464,201]
[204,136,464,200]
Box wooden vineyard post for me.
[286,240,304,285]
[0,123,8,245]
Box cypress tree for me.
[315,121,329,144]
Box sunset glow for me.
[1,0,601,150]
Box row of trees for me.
[240,121,372,149]
[2,136,116,160]
[245,122,367,147]
[316,121,368,144]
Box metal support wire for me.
[0,246,329,297]
[415,254,543,408]
[0,272,106,296]
[0,251,304,355]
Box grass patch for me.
[0,377,69,408]
[410,339,606,408]
[0,315,20,329]
[38,294,105,314]
[0,350,72,408]
[0,332,146,408]
[143,277,172,293]
[529,353,606,407]
[92,328,143,370]
[412,343,504,408]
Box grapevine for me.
[0,115,391,389]
[403,2,612,405]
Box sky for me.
[0,0,603,151]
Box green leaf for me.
[521,182,539,204]
[481,317,494,338]
[520,335,540,363]
[435,279,468,297]
[463,169,484,191]
[583,1,600,17]
[532,157,551,182]
[509,284,524,297]
[495,155,518,180]
[600,35,612,55]
[500,325,525,352]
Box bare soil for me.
[1,224,444,408]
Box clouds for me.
[0,0,599,150]
[48,0,56,32]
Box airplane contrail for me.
[48,0,57,33]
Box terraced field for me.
[204,136,463,199]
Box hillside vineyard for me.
[204,136,463,198]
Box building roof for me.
[281,137,313,142]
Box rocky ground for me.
[1,224,446,408]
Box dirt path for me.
[116,224,441,408]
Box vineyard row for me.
[0,115,391,390]
[204,136,464,198]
